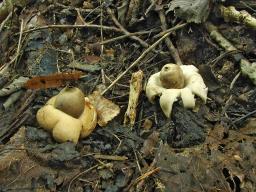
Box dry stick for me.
[107,8,149,48]
[100,0,104,55]
[154,22,187,38]
[158,9,182,65]
[14,19,24,67]
[0,19,24,73]
[101,29,178,95]
[19,24,121,35]
[0,9,13,32]
[99,30,158,45]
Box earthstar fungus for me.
[146,64,208,118]
[36,87,97,143]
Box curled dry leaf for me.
[88,91,120,126]
[167,0,211,23]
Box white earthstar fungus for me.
[146,64,208,118]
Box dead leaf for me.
[167,0,211,23]
[83,2,94,9]
[69,61,101,73]
[24,71,83,89]
[88,91,120,126]
[84,55,101,64]
[141,131,159,157]
[142,119,153,130]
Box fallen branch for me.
[0,8,13,32]
[219,5,256,30]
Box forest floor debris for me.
[0,0,255,191]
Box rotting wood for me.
[219,5,256,30]
[124,70,143,127]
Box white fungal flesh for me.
[160,89,181,118]
[180,87,195,109]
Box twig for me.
[232,109,256,124]
[0,9,13,32]
[99,29,158,45]
[14,19,24,67]
[101,23,185,95]
[68,164,99,192]
[18,24,121,35]
[104,74,129,88]
[158,7,182,65]
[131,167,160,190]
[107,8,149,48]
[100,0,104,55]
[133,149,142,173]
[153,23,187,38]
[75,9,86,25]
[93,154,128,161]
[240,1,256,13]
[230,71,241,90]
[207,50,241,67]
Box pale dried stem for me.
[124,70,143,127]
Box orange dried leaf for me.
[25,71,83,89]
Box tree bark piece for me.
[124,70,143,127]
[219,5,256,30]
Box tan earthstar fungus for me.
[36,87,97,144]
[146,64,208,118]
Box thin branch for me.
[14,19,24,67]
[153,22,187,38]
[99,29,158,45]
[0,9,13,32]
[101,31,173,95]
[107,8,149,48]
[158,6,182,65]
[19,24,121,35]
